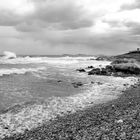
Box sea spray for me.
[0,56,98,65]
[3,51,17,59]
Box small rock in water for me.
[76,68,86,72]
[72,82,83,88]
[97,82,103,85]
[87,66,94,69]
[111,104,115,108]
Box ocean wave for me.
[2,51,17,59]
[0,67,46,77]
[0,56,96,65]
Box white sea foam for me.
[0,76,139,138]
[0,56,96,65]
[0,67,46,77]
[3,51,17,59]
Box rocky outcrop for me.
[88,63,140,77]
[88,67,112,76]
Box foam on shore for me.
[0,67,46,77]
[0,76,139,138]
[0,56,96,65]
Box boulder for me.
[88,68,101,75]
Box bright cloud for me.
[0,0,34,15]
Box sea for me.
[0,53,111,111]
[0,52,138,112]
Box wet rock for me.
[76,69,86,72]
[87,63,140,77]
[100,68,108,75]
[87,66,94,69]
[4,126,9,130]
[97,82,103,85]
[96,57,105,61]
[88,68,101,75]
[72,82,83,88]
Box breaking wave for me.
[0,67,46,77]
[0,56,96,65]
[3,51,17,59]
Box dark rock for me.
[100,68,107,75]
[88,63,140,77]
[97,82,103,85]
[96,57,105,61]
[4,127,9,130]
[76,69,86,72]
[87,66,94,69]
[106,65,113,71]
[57,80,62,83]
[88,68,101,75]
[112,64,140,75]
[72,82,83,88]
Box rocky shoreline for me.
[77,59,140,77]
[1,53,140,140]
[3,81,140,140]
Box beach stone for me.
[116,119,123,123]
[102,135,110,140]
[111,105,115,108]
[120,132,126,139]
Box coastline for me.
[1,78,140,139]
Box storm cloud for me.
[0,0,140,55]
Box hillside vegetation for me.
[114,51,140,62]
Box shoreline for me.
[1,77,139,139]
[5,81,140,140]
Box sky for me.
[0,0,140,55]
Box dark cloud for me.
[0,10,22,26]
[0,0,93,32]
[124,22,140,35]
[0,0,139,55]
[15,0,93,32]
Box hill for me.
[114,51,140,62]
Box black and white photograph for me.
[0,0,140,139]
